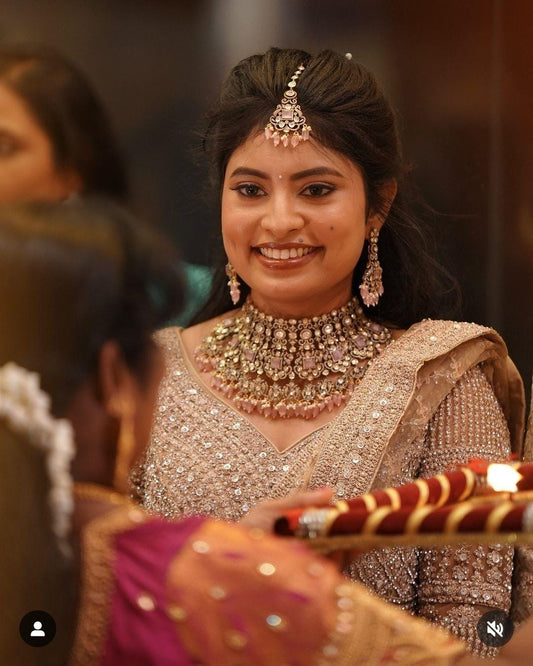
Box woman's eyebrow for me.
[228,166,345,180]
[290,167,344,180]
[229,167,268,179]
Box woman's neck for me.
[248,289,354,319]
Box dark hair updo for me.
[194,47,460,328]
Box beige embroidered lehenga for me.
[139,319,525,656]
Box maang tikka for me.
[264,64,312,147]
[359,228,384,307]
[225,262,241,306]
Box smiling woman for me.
[138,47,526,656]
[221,138,393,317]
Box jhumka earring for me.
[225,262,241,305]
[112,395,136,494]
[359,228,384,307]
[264,64,312,147]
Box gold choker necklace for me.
[195,298,391,419]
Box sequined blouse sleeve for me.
[167,520,464,665]
[417,364,514,657]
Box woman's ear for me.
[97,341,141,492]
[366,178,398,236]
[60,167,83,197]
[97,340,135,417]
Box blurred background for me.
[1,0,531,399]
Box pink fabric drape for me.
[101,515,204,666]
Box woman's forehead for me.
[225,131,363,180]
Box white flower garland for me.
[0,362,75,556]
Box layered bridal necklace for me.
[195,297,392,419]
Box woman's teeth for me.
[259,246,314,259]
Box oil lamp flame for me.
[486,464,522,492]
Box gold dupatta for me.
[308,319,525,494]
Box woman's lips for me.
[252,244,319,269]
[257,246,316,260]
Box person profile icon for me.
[30,621,46,637]
[19,610,56,646]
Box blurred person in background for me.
[0,44,126,201]
[0,43,210,322]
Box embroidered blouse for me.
[139,319,525,656]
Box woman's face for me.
[222,132,384,318]
[0,81,80,202]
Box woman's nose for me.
[260,194,304,237]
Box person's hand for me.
[239,487,334,532]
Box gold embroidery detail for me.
[405,506,434,534]
[225,630,248,649]
[414,479,430,508]
[258,562,276,576]
[458,468,477,502]
[434,474,451,506]
[444,503,474,534]
[70,507,149,665]
[362,506,393,534]
[137,592,156,611]
[486,501,515,533]
[384,487,401,510]
[167,605,188,622]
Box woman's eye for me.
[232,183,265,197]
[0,135,18,157]
[302,184,334,197]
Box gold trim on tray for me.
[298,531,533,554]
